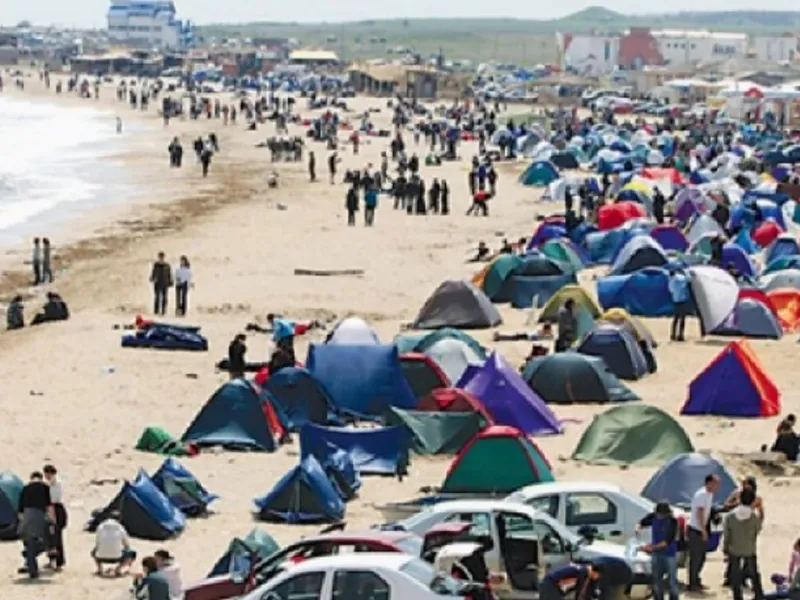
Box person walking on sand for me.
[200,144,213,177]
[308,151,316,182]
[32,237,42,285]
[174,256,192,316]
[328,152,339,184]
[724,488,764,600]
[364,186,378,226]
[116,117,123,134]
[42,238,53,283]
[44,464,67,571]
[17,471,50,579]
[149,252,173,316]
[346,185,359,226]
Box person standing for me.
[149,252,173,316]
[308,151,316,182]
[43,465,67,571]
[364,186,378,226]
[687,474,720,592]
[724,488,764,600]
[328,152,339,184]
[440,180,450,215]
[42,238,53,283]
[638,502,679,600]
[555,298,577,352]
[669,269,691,342]
[32,237,42,285]
[17,471,51,579]
[154,549,183,600]
[174,256,192,317]
[227,334,247,380]
[346,185,358,226]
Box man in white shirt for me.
[155,549,184,599]
[92,511,137,576]
[687,474,720,591]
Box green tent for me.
[135,426,190,456]
[441,425,554,494]
[480,254,524,301]
[387,408,488,456]
[523,352,639,404]
[0,472,24,540]
[572,404,693,466]
[540,239,584,273]
[209,527,280,577]
[394,328,486,359]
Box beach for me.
[0,71,797,600]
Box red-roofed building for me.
[619,28,664,69]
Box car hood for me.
[579,540,651,565]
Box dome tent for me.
[519,160,559,186]
[422,337,484,385]
[609,236,669,276]
[576,323,650,380]
[641,453,737,507]
[412,280,502,330]
[710,298,782,340]
[325,316,380,345]
[538,285,602,323]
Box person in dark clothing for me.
[7,295,24,330]
[168,137,183,168]
[468,168,476,198]
[150,252,173,315]
[564,188,574,214]
[772,421,799,461]
[328,152,339,184]
[428,178,441,214]
[268,346,294,375]
[440,180,450,215]
[638,503,679,600]
[709,235,725,267]
[30,292,70,325]
[416,179,427,215]
[346,186,359,226]
[200,145,212,177]
[712,201,731,230]
[487,166,498,196]
[18,472,51,579]
[308,151,316,182]
[227,334,247,379]
[539,563,602,600]
[555,298,577,352]
[653,187,667,225]
[44,464,67,571]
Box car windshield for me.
[399,508,434,532]
[400,557,466,595]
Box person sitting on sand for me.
[92,511,136,577]
[133,556,171,600]
[7,295,24,330]
[771,421,799,462]
[154,549,183,600]
[467,242,490,263]
[30,292,69,326]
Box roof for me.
[283,552,413,572]
[289,49,339,62]
[509,481,625,496]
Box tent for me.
[761,269,800,292]
[254,456,345,524]
[306,344,416,418]
[399,353,450,399]
[682,340,781,417]
[412,280,502,330]
[387,408,488,455]
[519,160,559,186]
[394,328,486,360]
[472,254,523,302]
[87,471,186,540]
[577,323,649,380]
[572,404,693,466]
[597,268,676,317]
[299,423,409,476]
[599,308,657,348]
[0,472,23,540]
[538,285,602,322]
[752,220,783,247]
[540,238,587,272]
[510,272,578,309]
[650,224,689,252]
[765,234,800,265]
[766,288,800,331]
[418,387,493,423]
[151,458,218,516]
[721,243,757,278]
[689,265,740,332]
[763,256,800,276]
[181,379,287,452]
[528,222,568,249]
[208,528,281,578]
[641,453,738,508]
[441,426,554,494]
[135,426,190,456]
[325,317,380,345]
[456,352,563,436]
[422,338,484,385]
[264,367,339,431]
[597,201,647,231]
[686,216,725,246]
[523,353,640,404]
[710,298,782,339]
[609,236,668,276]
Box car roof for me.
[428,498,541,514]
[301,531,416,544]
[508,481,625,496]
[283,552,414,572]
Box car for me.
[395,499,651,599]
[184,527,465,600]
[240,552,489,600]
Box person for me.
[710,234,725,267]
[668,269,691,342]
[328,152,339,184]
[637,502,679,600]
[116,117,123,134]
[32,237,42,285]
[723,477,763,587]
[43,465,67,571]
[466,190,490,216]
[268,313,296,358]
[134,556,171,600]
[364,186,378,226]
[539,562,602,600]
[30,292,70,325]
[653,187,666,224]
[42,238,53,283]
[154,549,183,600]
[555,298,577,352]
[687,474,720,592]
[788,538,800,590]
[346,185,359,226]
[92,511,136,576]
[724,488,764,600]
[200,143,213,177]
[468,242,490,263]
[227,334,247,380]
[174,256,192,317]
[308,151,316,182]
[150,252,173,316]
[440,180,450,215]
[771,420,799,462]
[168,137,183,168]
[7,295,24,330]
[17,471,51,579]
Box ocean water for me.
[0,96,124,239]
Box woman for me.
[174,256,192,316]
[44,464,67,570]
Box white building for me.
[749,35,798,63]
[652,29,748,66]
[107,0,191,49]
[563,34,620,76]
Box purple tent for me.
[456,352,563,435]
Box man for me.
[44,464,67,571]
[346,185,359,226]
[227,334,247,380]
[723,477,763,587]
[555,298,577,352]
[539,562,602,600]
[134,556,171,600]
[364,186,378,227]
[17,471,51,579]
[724,488,764,600]
[32,237,42,285]
[687,474,720,592]
[92,511,136,576]
[668,269,692,342]
[308,151,316,182]
[638,502,679,600]
[154,549,183,600]
[150,252,173,316]
[267,313,296,360]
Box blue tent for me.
[87,471,186,540]
[710,298,782,340]
[0,472,23,540]
[609,236,669,276]
[765,234,800,265]
[650,225,689,252]
[510,272,577,309]
[151,458,218,516]
[641,453,737,507]
[299,423,408,476]
[254,456,345,524]
[597,268,676,317]
[721,243,757,278]
[264,367,339,431]
[303,441,362,500]
[181,379,285,451]
[584,228,647,265]
[519,160,559,186]
[577,323,649,380]
[528,223,567,249]
[306,344,416,418]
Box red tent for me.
[752,220,783,247]
[641,167,686,186]
[597,201,647,230]
[418,387,494,423]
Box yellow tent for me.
[538,285,602,323]
[599,308,657,347]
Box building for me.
[652,29,748,66]
[287,49,340,68]
[348,63,442,98]
[618,28,664,70]
[107,0,192,50]
[563,33,620,76]
[750,34,798,63]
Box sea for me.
[0,95,129,242]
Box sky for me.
[0,0,793,28]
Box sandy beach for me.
[0,71,798,600]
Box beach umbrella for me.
[688,265,739,332]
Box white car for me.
[397,499,651,599]
[240,552,475,600]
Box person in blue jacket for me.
[668,269,692,342]
[539,562,603,600]
[267,313,296,360]
[637,502,680,600]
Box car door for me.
[494,510,542,598]
[530,519,569,574]
[442,511,498,574]
[331,569,391,600]
[563,492,623,543]
[257,570,327,600]
[522,494,560,520]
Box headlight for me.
[633,561,650,575]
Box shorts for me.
[93,549,137,564]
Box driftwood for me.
[294,268,364,277]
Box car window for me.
[525,494,559,518]
[444,512,491,537]
[261,571,325,600]
[333,570,390,600]
[399,557,464,595]
[565,493,618,526]
[531,520,565,554]
[498,511,535,535]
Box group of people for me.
[149,252,193,316]
[16,466,66,579]
[6,291,69,330]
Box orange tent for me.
[766,288,800,331]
